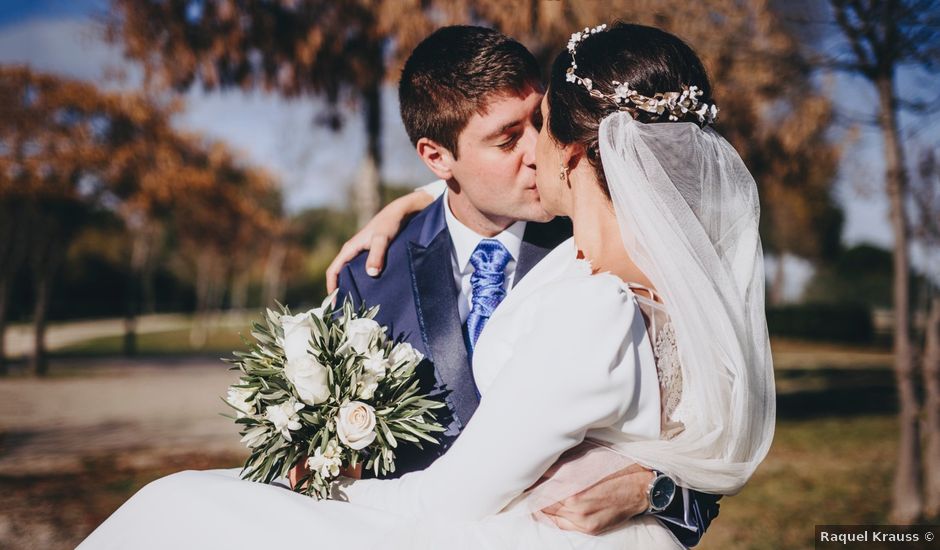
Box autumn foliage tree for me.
[105,0,448,225]
[0,67,117,375]
[0,65,284,373]
[165,139,281,346]
[101,94,282,354]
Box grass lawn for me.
[700,415,896,550]
[55,326,253,357]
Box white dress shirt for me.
[441,189,527,324]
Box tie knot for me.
[469,239,512,274]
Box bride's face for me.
[534,94,569,217]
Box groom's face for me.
[446,85,553,228]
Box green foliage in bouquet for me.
[223,292,446,499]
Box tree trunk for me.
[0,202,26,376]
[190,250,213,349]
[123,226,154,357]
[354,80,383,227]
[142,267,156,314]
[31,270,52,377]
[924,295,940,517]
[878,73,922,524]
[230,269,250,311]
[262,242,287,308]
[123,304,138,357]
[29,217,67,378]
[0,277,9,376]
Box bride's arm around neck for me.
[335,274,660,521]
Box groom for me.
[333,26,718,545]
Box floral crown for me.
[565,24,719,125]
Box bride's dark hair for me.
[547,23,714,195]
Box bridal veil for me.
[593,112,776,495]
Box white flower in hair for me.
[565,23,719,125]
[613,82,631,102]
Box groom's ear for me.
[416,137,456,180]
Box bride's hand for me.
[288,458,309,490]
[325,190,435,293]
[540,463,654,535]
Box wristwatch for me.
[645,470,677,513]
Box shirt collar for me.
[443,189,526,274]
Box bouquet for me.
[224,293,446,499]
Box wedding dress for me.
[78,237,683,550]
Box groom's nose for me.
[520,125,538,169]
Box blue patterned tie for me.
[466,239,512,352]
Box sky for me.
[1,1,936,296]
[0,0,432,208]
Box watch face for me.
[651,476,676,509]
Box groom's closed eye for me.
[485,120,523,149]
[499,133,522,152]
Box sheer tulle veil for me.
[594,111,776,494]
[520,112,775,516]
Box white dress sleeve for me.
[336,277,647,520]
[417,179,447,199]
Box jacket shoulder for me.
[345,200,441,278]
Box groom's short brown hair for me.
[399,26,541,158]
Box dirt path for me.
[0,357,248,476]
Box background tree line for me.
[0,66,289,375]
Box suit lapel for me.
[408,198,478,430]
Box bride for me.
[79,22,774,550]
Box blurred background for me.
[0,1,938,548]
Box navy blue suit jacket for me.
[336,195,717,546]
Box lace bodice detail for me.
[627,284,686,439]
[652,320,685,438]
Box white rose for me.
[389,342,423,368]
[342,318,383,355]
[226,385,256,418]
[357,372,380,400]
[306,440,342,479]
[284,354,330,405]
[336,401,377,450]
[281,311,315,363]
[362,350,389,379]
[265,399,304,442]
